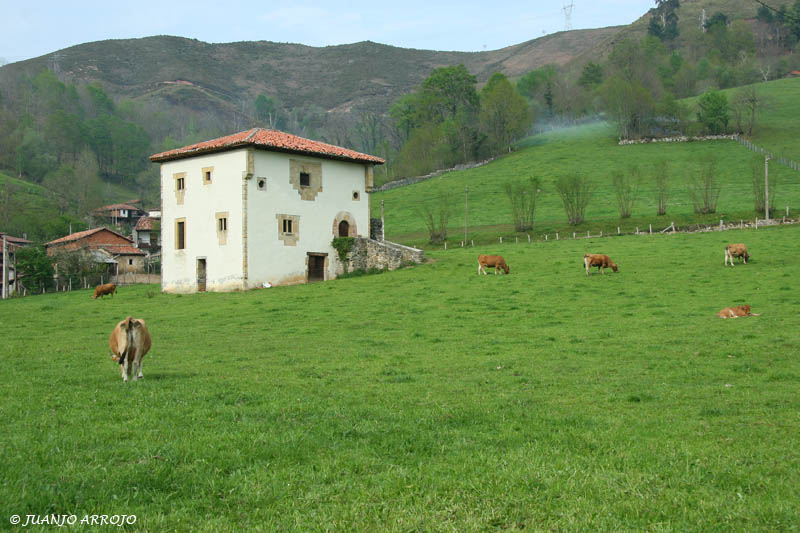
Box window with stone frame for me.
[277,214,299,246]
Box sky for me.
[1,0,656,65]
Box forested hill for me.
[0,29,621,120]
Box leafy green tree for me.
[697,90,730,134]
[479,73,532,153]
[14,245,54,294]
[416,65,479,124]
[600,76,655,139]
[254,94,280,128]
[578,62,604,89]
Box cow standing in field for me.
[93,283,116,299]
[109,316,152,382]
[724,244,750,266]
[583,254,619,276]
[478,254,510,275]
[717,305,760,318]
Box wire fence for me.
[446,216,799,249]
[735,137,800,172]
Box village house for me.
[132,215,161,254]
[45,227,147,275]
[150,128,387,293]
[1,232,33,298]
[92,202,145,226]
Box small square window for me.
[128,259,133,266]
[257,177,267,191]
[176,177,185,190]
[202,167,213,184]
[300,172,310,187]
[282,219,293,234]
[218,217,227,232]
[352,191,360,201]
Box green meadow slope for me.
[373,78,800,247]
[1,224,798,530]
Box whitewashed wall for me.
[246,151,370,286]
[160,150,246,293]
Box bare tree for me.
[555,174,593,225]
[505,177,542,231]
[612,167,639,218]
[654,160,669,216]
[731,85,767,136]
[689,159,721,214]
[421,195,451,244]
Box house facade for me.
[150,128,384,293]
[45,227,147,274]
[1,232,32,298]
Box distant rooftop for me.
[150,128,385,165]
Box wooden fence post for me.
[649,224,652,234]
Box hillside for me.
[372,77,800,247]
[0,28,621,121]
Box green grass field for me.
[373,78,800,248]
[2,224,799,531]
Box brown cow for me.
[583,254,619,276]
[93,282,116,299]
[478,254,510,275]
[717,305,760,318]
[109,316,152,382]
[724,244,750,266]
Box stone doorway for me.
[197,258,207,292]
[307,253,326,282]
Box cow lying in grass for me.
[109,316,152,382]
[717,305,760,318]
[583,254,619,276]
[93,282,116,299]
[478,254,510,275]
[724,243,750,266]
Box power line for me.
[752,0,800,24]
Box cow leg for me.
[121,356,129,382]
[584,258,590,276]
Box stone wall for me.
[372,157,497,192]
[370,218,384,241]
[344,237,424,273]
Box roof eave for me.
[150,143,384,165]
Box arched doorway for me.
[338,220,350,237]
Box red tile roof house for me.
[132,216,161,253]
[92,202,145,226]
[44,227,146,275]
[1,232,33,297]
[150,127,422,293]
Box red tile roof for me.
[94,203,143,213]
[45,227,133,246]
[134,216,158,231]
[0,233,32,246]
[150,128,385,164]
[100,244,146,256]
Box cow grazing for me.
[109,316,152,382]
[583,254,619,276]
[716,305,760,318]
[478,254,510,275]
[724,244,750,266]
[93,282,117,299]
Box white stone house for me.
[150,128,384,293]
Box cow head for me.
[503,263,510,274]
[745,252,750,262]
[611,263,619,273]
[741,305,751,315]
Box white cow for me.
[109,316,152,382]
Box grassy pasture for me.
[373,78,800,248]
[2,224,799,531]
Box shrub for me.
[555,174,593,225]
